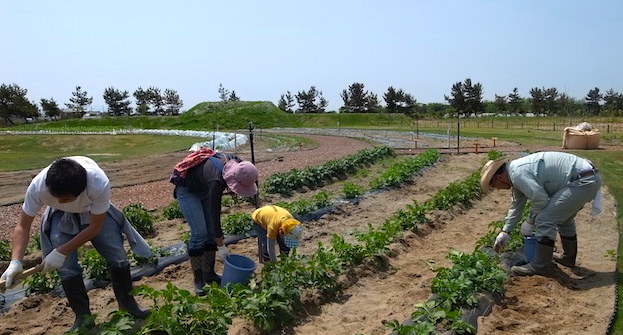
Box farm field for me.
[0,131,618,335]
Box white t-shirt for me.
[22,156,111,217]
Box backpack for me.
[169,148,226,186]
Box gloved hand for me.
[42,249,66,273]
[493,231,510,253]
[520,220,535,236]
[1,260,24,288]
[217,245,230,261]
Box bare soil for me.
[0,132,617,335]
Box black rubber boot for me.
[511,238,555,276]
[554,235,577,268]
[189,254,206,295]
[109,261,151,319]
[61,275,92,334]
[203,250,221,285]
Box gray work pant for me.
[534,174,602,240]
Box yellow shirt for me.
[251,205,298,239]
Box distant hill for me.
[182,101,302,130]
[4,101,303,131]
[3,100,418,132]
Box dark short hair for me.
[494,163,507,175]
[45,158,87,197]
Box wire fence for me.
[365,118,623,134]
[418,120,623,133]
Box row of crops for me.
[10,147,521,335]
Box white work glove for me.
[493,232,510,253]
[42,249,67,273]
[1,260,24,288]
[520,220,535,237]
[217,245,230,261]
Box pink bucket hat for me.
[223,160,258,197]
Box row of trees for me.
[276,80,623,118]
[3,80,623,125]
[106,86,183,116]
[277,83,417,115]
[277,86,329,113]
[0,84,184,124]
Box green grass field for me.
[0,134,207,171]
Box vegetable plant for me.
[264,146,395,195]
[342,182,364,198]
[275,191,332,216]
[330,234,366,265]
[221,212,253,235]
[26,234,42,255]
[23,271,59,295]
[129,244,166,267]
[80,248,110,281]
[431,250,506,309]
[136,282,233,335]
[110,157,491,335]
[0,239,10,261]
[162,200,183,220]
[123,203,155,237]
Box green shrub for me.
[221,196,234,207]
[222,213,253,235]
[0,239,10,261]
[80,248,110,281]
[26,234,42,254]
[180,231,190,245]
[23,271,60,295]
[312,190,332,208]
[431,250,506,308]
[163,200,184,220]
[123,203,155,237]
[130,244,168,267]
[342,182,364,198]
[136,283,232,335]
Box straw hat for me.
[480,157,509,194]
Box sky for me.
[2,1,622,113]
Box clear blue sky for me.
[2,1,622,113]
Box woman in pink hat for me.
[171,149,258,295]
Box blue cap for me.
[283,225,303,248]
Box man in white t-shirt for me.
[0,156,150,332]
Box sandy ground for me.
[0,132,618,335]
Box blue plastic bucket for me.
[523,236,537,262]
[221,254,257,288]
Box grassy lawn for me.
[0,134,206,171]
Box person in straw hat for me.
[480,151,602,276]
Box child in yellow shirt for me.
[252,205,303,262]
